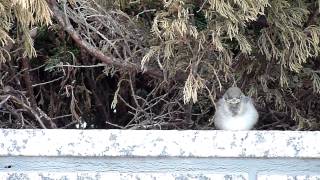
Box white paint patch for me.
[0,130,319,158]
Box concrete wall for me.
[0,129,319,180]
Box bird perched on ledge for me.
[214,87,258,130]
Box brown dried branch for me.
[21,57,37,108]
[46,0,164,79]
[21,57,57,128]
[7,94,47,128]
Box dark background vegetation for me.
[0,0,319,130]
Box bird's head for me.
[223,87,244,115]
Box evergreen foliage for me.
[0,0,319,130]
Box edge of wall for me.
[0,129,319,158]
[0,172,248,180]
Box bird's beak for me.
[227,98,241,104]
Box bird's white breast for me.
[214,98,258,130]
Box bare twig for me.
[32,76,64,87]
[9,95,47,129]
[0,95,11,108]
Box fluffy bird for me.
[214,87,258,130]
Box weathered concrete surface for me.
[0,129,320,158]
[0,156,320,174]
[0,172,248,180]
[1,130,320,180]
[258,175,320,180]
[1,156,320,177]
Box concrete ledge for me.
[0,129,319,158]
[1,129,320,180]
[258,175,320,180]
[0,172,248,180]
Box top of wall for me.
[0,129,319,158]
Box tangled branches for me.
[0,0,320,130]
